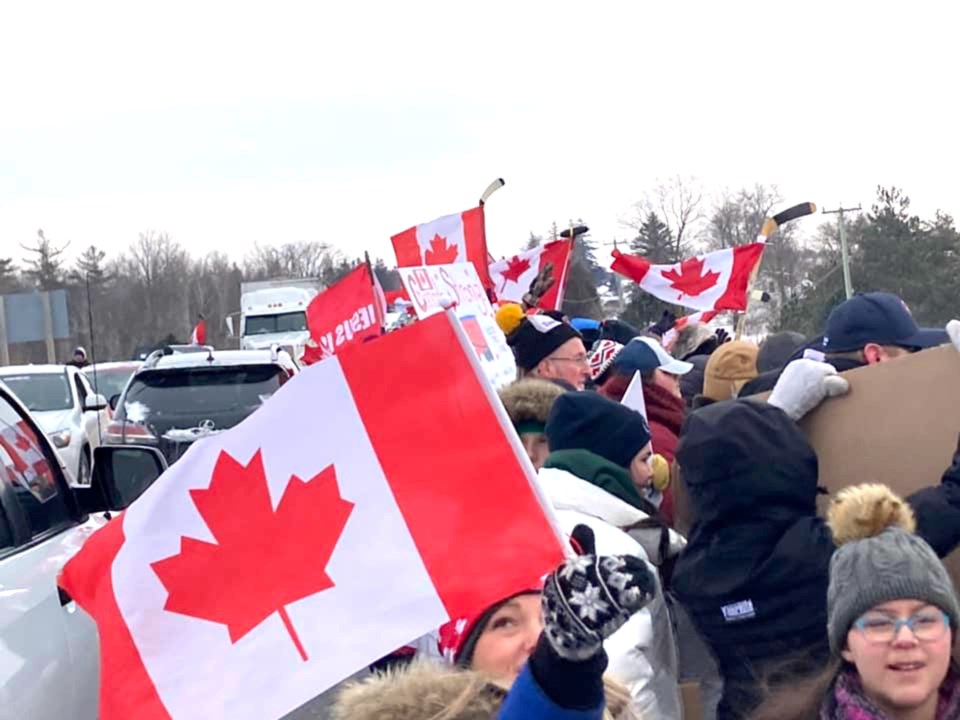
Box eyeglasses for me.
[853,610,950,644]
[547,355,589,367]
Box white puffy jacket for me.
[538,466,686,720]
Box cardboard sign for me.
[794,345,960,593]
[398,264,516,388]
[397,263,493,320]
[674,346,960,581]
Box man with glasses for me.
[508,315,591,391]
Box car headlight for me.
[49,430,72,448]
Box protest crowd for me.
[35,199,960,720]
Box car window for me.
[0,395,72,541]
[117,365,285,422]
[85,368,135,400]
[0,373,73,412]
[244,311,307,335]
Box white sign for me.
[399,264,515,388]
[398,263,494,320]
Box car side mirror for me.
[75,445,167,513]
[83,393,108,412]
[109,394,121,411]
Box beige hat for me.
[702,341,759,401]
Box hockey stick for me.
[737,201,818,339]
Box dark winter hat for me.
[546,391,652,469]
[757,331,806,373]
[498,378,565,435]
[599,318,640,345]
[826,484,960,653]
[509,315,582,371]
[821,292,947,353]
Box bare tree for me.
[623,175,706,259]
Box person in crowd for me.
[499,378,565,470]
[508,315,591,390]
[593,337,692,524]
[331,525,656,720]
[738,292,947,396]
[749,483,960,720]
[542,390,685,718]
[599,318,641,346]
[672,355,960,720]
[68,346,90,368]
[572,317,602,348]
[756,331,806,374]
[691,341,759,409]
[587,339,623,389]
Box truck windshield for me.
[244,312,307,335]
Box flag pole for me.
[365,251,386,333]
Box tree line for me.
[0,232,399,363]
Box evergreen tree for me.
[70,245,114,285]
[21,229,68,290]
[619,213,682,328]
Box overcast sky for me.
[2,1,957,268]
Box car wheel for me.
[77,448,91,486]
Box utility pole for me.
[822,204,862,300]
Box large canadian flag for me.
[391,206,494,289]
[488,240,572,311]
[611,243,766,311]
[60,313,565,720]
[303,263,386,365]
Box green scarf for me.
[544,448,646,510]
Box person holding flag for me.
[331,525,656,720]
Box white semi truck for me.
[226,278,323,360]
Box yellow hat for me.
[495,303,525,337]
[702,341,759,401]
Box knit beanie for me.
[545,391,652,469]
[508,315,582,372]
[757,331,806,373]
[588,339,623,381]
[498,378,565,435]
[438,589,542,666]
[826,483,960,653]
[702,341,759,402]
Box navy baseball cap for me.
[821,292,948,353]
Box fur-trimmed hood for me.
[498,378,565,429]
[331,662,506,720]
[331,661,639,720]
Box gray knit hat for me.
[826,484,960,653]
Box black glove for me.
[648,310,676,338]
[542,524,657,661]
[715,328,731,346]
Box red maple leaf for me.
[498,255,532,293]
[424,234,460,264]
[151,450,354,661]
[660,256,721,298]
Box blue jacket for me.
[498,663,605,720]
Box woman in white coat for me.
[540,390,686,719]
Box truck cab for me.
[227,279,322,360]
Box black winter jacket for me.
[671,399,960,720]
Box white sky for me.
[2,1,958,268]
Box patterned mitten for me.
[542,524,657,661]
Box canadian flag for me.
[391,206,494,289]
[190,317,207,346]
[611,243,766,312]
[59,312,565,720]
[488,240,572,311]
[0,419,58,501]
[661,310,720,349]
[303,264,386,365]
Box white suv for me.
[0,379,167,720]
[0,365,110,486]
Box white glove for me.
[948,320,960,352]
[768,359,850,421]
